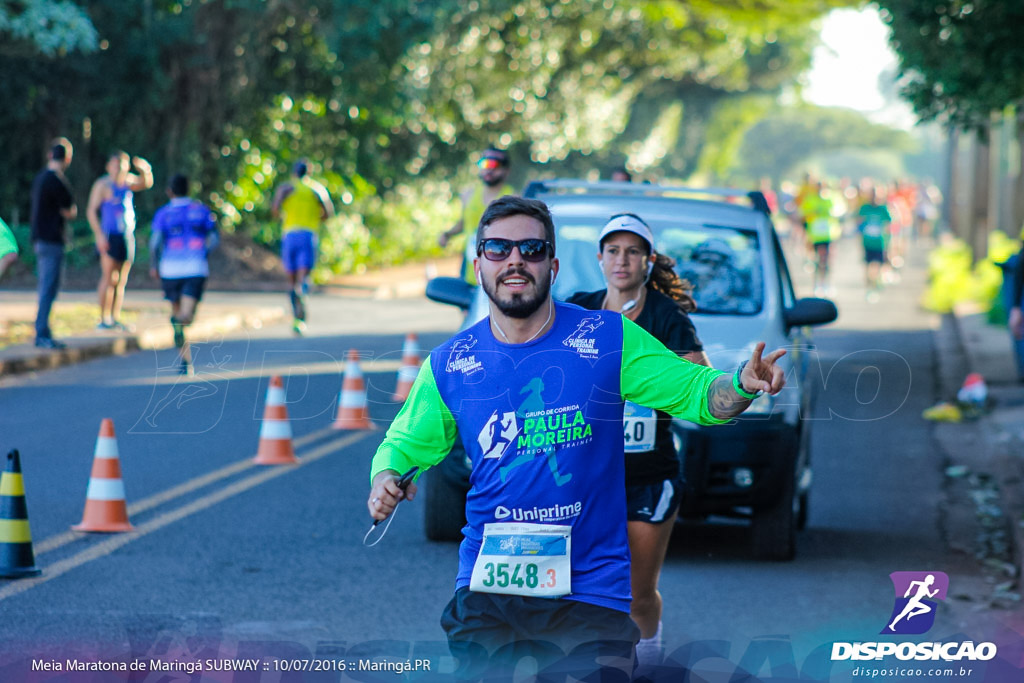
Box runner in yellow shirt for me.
[799,181,840,296]
[437,146,517,285]
[271,161,334,334]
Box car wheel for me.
[424,468,467,542]
[751,459,797,561]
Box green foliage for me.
[801,148,909,183]
[877,0,1024,129]
[0,0,97,56]
[735,105,917,182]
[0,0,855,276]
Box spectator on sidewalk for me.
[0,217,17,280]
[30,138,77,350]
[86,150,154,331]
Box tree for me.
[736,105,917,182]
[0,0,858,273]
[0,0,97,57]
[876,0,1024,129]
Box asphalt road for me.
[0,239,1015,681]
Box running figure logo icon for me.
[561,316,604,358]
[478,411,519,460]
[881,571,949,635]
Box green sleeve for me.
[370,355,459,483]
[620,317,730,425]
[0,219,18,256]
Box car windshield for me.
[550,217,764,315]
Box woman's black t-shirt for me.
[567,288,704,486]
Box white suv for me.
[425,180,837,560]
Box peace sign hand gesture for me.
[738,342,787,396]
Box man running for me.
[86,150,154,330]
[367,196,787,677]
[437,146,516,285]
[857,185,892,302]
[149,174,218,376]
[799,180,838,295]
[271,161,333,335]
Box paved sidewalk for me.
[0,257,461,378]
[0,290,286,377]
[948,303,1024,595]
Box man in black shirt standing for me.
[31,139,77,349]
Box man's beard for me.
[481,173,507,188]
[482,267,550,319]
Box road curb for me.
[0,337,141,378]
[0,307,285,379]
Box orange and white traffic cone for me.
[332,349,376,430]
[391,333,421,402]
[254,376,298,465]
[72,419,134,533]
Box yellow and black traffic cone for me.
[0,449,42,578]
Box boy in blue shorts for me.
[149,174,218,375]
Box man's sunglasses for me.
[477,158,504,170]
[477,238,553,262]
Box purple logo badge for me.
[881,571,949,635]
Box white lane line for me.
[112,360,407,386]
[1,431,371,602]
[33,425,342,556]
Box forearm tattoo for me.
[708,374,752,419]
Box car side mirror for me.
[426,276,475,310]
[785,297,838,328]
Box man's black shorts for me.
[161,277,206,303]
[864,248,886,263]
[441,587,638,678]
[626,478,683,523]
[105,233,135,263]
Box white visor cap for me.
[598,214,655,253]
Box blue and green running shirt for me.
[370,302,727,613]
[858,203,892,252]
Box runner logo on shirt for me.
[478,410,519,459]
[496,376,580,487]
[561,316,604,358]
[446,334,482,375]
